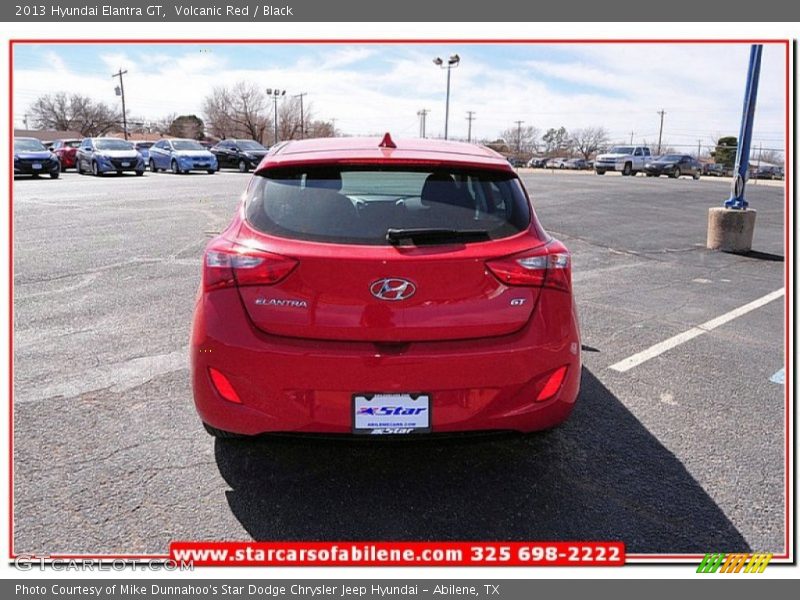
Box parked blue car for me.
[76,137,145,176]
[148,138,218,174]
[14,137,60,178]
[134,141,154,163]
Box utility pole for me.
[417,109,430,138]
[630,130,635,145]
[697,139,702,159]
[294,93,307,139]
[112,69,128,140]
[466,111,476,143]
[330,118,337,136]
[656,109,666,155]
[514,120,524,155]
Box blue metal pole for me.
[726,44,763,210]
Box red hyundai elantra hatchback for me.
[191,135,580,437]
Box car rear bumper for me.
[191,288,581,435]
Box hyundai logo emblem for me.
[370,278,417,301]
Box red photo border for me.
[7,38,792,565]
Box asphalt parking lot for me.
[12,168,786,556]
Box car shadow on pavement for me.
[214,368,749,553]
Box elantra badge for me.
[370,278,416,301]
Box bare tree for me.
[570,127,609,160]
[499,124,541,156]
[28,92,120,136]
[152,112,178,135]
[203,82,271,143]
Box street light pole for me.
[266,88,286,145]
[433,54,460,140]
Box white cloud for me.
[13,43,786,153]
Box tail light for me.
[203,238,297,291]
[486,240,571,291]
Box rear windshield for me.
[245,166,531,245]
[63,140,82,148]
[135,142,153,149]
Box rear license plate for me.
[121,162,130,167]
[353,393,431,435]
[32,163,42,169]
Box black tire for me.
[207,169,216,175]
[671,166,681,179]
[622,162,633,176]
[595,170,606,175]
[92,161,101,177]
[116,170,123,176]
[135,170,144,176]
[76,160,83,175]
[171,160,180,175]
[693,171,701,180]
[150,159,158,173]
[50,170,60,179]
[203,422,251,439]
[646,173,656,177]
[238,159,248,173]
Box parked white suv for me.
[594,145,652,176]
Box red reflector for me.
[536,365,568,402]
[208,368,242,404]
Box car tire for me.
[693,171,701,180]
[92,161,101,177]
[50,170,60,179]
[671,167,681,179]
[238,159,248,173]
[135,170,144,176]
[116,170,123,176]
[203,422,251,439]
[207,169,216,175]
[595,170,606,175]
[171,160,181,175]
[622,162,633,176]
[150,159,158,173]
[76,161,83,175]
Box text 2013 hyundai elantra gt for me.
[190,135,580,437]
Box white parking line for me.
[609,288,785,373]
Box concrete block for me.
[707,207,757,253]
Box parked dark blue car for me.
[14,137,60,178]
[76,137,145,176]
[148,138,218,174]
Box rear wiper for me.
[386,228,490,246]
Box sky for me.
[12,42,787,154]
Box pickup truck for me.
[594,145,652,176]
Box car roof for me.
[15,137,42,142]
[259,136,513,172]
